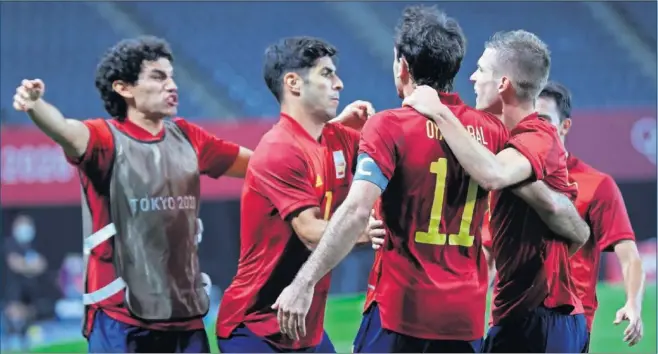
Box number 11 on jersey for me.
[415,158,480,247]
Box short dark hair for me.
[394,5,466,92]
[485,30,551,102]
[95,36,174,119]
[539,81,572,121]
[263,36,338,103]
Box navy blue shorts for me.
[483,306,588,353]
[87,310,210,353]
[353,303,483,353]
[217,324,336,353]
[582,332,591,353]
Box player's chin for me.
[324,108,338,121]
[162,106,178,117]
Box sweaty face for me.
[300,56,343,121]
[470,48,503,114]
[130,58,179,118]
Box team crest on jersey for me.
[333,150,346,179]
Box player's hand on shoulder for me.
[402,85,449,122]
[614,302,643,346]
[331,100,375,130]
[13,79,45,111]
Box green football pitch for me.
[29,284,656,353]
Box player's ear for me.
[398,55,411,82]
[112,80,134,99]
[284,72,302,96]
[560,118,572,136]
[498,76,511,94]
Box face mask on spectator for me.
[13,223,35,244]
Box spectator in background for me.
[55,254,85,320]
[4,214,47,350]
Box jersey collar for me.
[279,113,322,144]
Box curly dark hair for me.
[94,36,174,119]
[263,36,338,103]
[395,5,466,92]
[539,80,572,121]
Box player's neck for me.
[127,108,166,136]
[280,104,325,141]
[501,101,535,130]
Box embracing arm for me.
[513,182,590,248]
[293,180,382,286]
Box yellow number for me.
[323,191,333,221]
[414,158,479,247]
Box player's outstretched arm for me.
[590,176,644,345]
[13,79,89,159]
[613,240,645,346]
[512,181,590,247]
[224,147,252,178]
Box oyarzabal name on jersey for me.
[129,195,197,213]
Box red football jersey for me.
[363,250,382,313]
[359,93,509,340]
[567,155,635,331]
[490,113,584,325]
[67,117,240,336]
[216,114,359,349]
[481,208,493,250]
[363,200,384,313]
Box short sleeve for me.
[66,118,115,182]
[506,119,563,181]
[589,175,636,252]
[250,142,318,220]
[358,111,404,180]
[174,118,240,179]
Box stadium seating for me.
[373,1,656,108]
[0,2,205,124]
[1,2,655,123]
[126,2,401,117]
[618,1,657,45]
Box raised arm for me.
[13,79,90,159]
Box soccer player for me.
[273,8,589,354]
[215,36,385,353]
[537,81,645,350]
[12,36,252,353]
[403,30,591,352]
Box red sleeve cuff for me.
[280,199,320,221]
[206,143,240,179]
[65,136,95,166]
[599,233,636,252]
[506,139,543,181]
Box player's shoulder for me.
[171,116,202,134]
[368,107,410,125]
[569,155,609,187]
[324,121,357,139]
[83,117,111,130]
[454,104,507,131]
[258,121,297,147]
[512,113,558,136]
[252,124,304,165]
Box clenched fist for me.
[13,79,45,111]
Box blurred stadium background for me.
[1,1,656,353]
